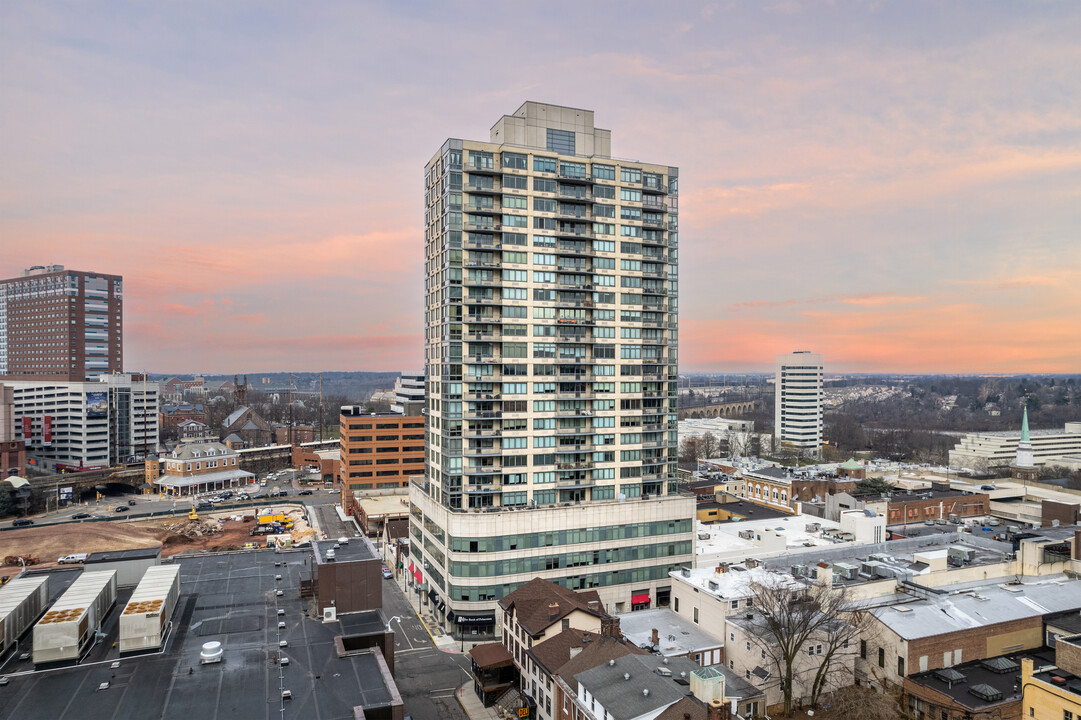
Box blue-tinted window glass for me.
[546,128,576,155]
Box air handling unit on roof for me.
[33,570,118,665]
[833,563,859,580]
[0,576,50,658]
[948,547,976,567]
[119,565,181,654]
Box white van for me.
[57,553,88,565]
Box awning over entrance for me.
[631,593,650,605]
[414,569,423,584]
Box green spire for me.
[1021,406,1030,443]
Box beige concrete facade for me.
[409,482,694,638]
[417,102,688,639]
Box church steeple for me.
[1015,406,1034,469]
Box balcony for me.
[466,182,501,195]
[555,443,595,453]
[464,221,501,232]
[557,461,594,470]
[464,446,501,457]
[558,168,591,183]
[557,261,590,273]
[463,236,498,250]
[463,392,501,401]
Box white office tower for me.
[412,102,694,639]
[774,351,823,458]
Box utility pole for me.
[319,373,324,442]
[288,373,294,445]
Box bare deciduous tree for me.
[745,576,873,716]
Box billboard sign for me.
[60,487,73,499]
[43,415,52,445]
[86,391,108,418]
[22,417,32,445]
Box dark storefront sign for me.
[451,612,495,626]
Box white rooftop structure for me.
[671,564,792,602]
[693,512,845,566]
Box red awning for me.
[414,569,423,584]
[409,562,415,574]
[631,593,650,605]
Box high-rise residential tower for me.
[411,102,692,640]
[774,351,823,458]
[0,265,123,381]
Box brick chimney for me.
[1074,529,1080,560]
[708,699,729,720]
[601,615,621,638]
[716,563,727,574]
[548,602,560,620]
[651,627,659,646]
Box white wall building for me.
[949,420,1081,472]
[7,373,159,471]
[774,351,823,458]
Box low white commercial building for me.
[949,421,1081,472]
[7,373,159,471]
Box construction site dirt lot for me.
[0,506,313,576]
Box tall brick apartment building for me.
[339,407,425,491]
[0,265,123,381]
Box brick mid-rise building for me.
[339,407,425,492]
[0,265,123,381]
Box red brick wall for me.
[339,414,425,491]
[907,616,1043,671]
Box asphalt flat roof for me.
[907,648,1056,711]
[0,551,397,720]
[340,610,388,638]
[85,547,161,563]
[313,537,377,564]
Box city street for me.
[383,577,471,720]
[20,472,341,526]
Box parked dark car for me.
[114,506,129,513]
[299,490,313,496]
[12,518,33,527]
[196,501,213,510]
[72,513,91,520]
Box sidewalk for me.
[456,682,503,720]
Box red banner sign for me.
[42,415,52,445]
[22,417,32,445]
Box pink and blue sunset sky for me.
[2,1,1079,375]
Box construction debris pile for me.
[161,519,223,539]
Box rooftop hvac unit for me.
[834,563,859,580]
[791,565,808,578]
[326,549,336,561]
[681,568,691,578]
[707,580,719,591]
[200,641,223,664]
[745,558,760,569]
[868,553,892,563]
[805,523,821,533]
[738,530,755,540]
[323,607,337,622]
